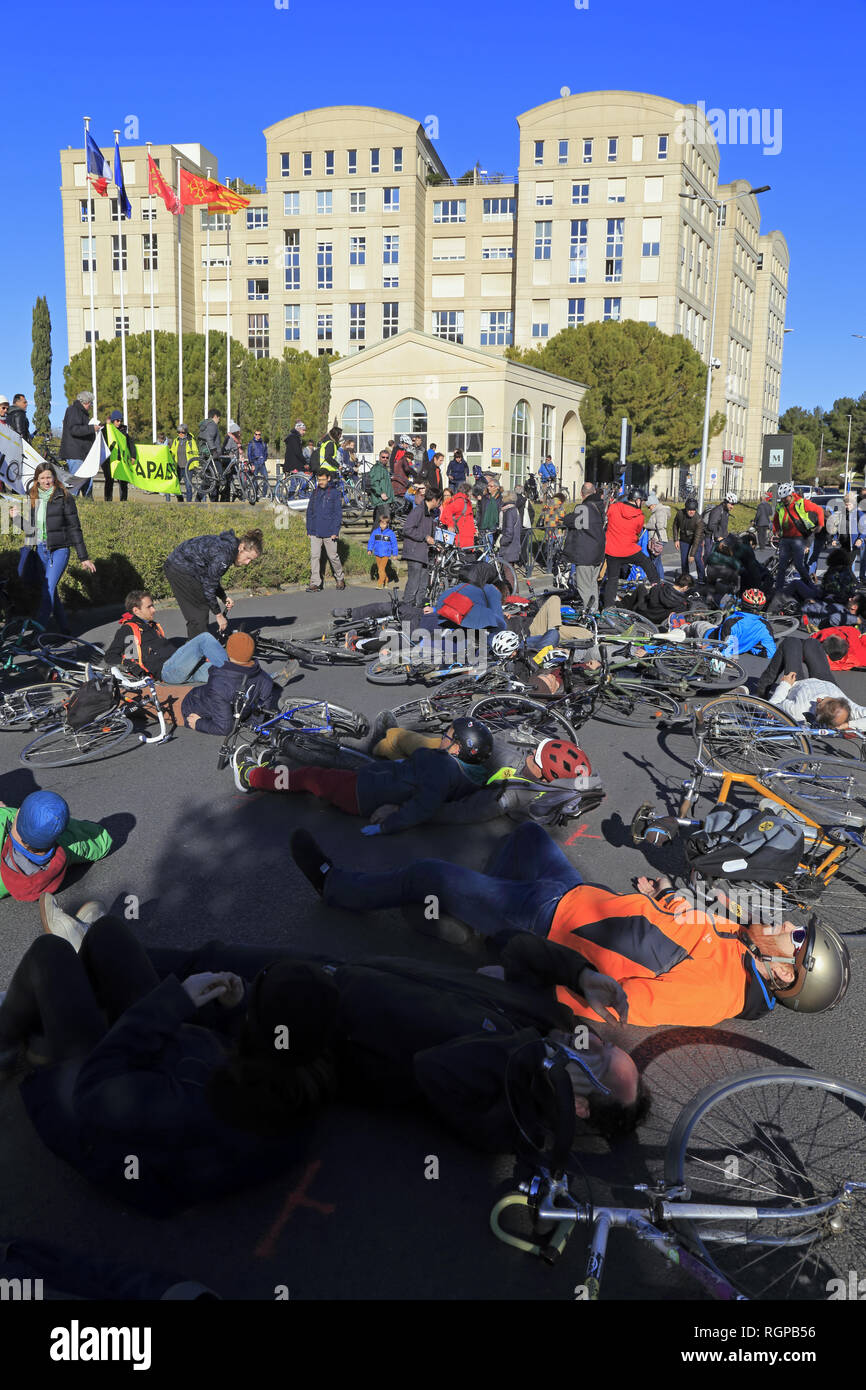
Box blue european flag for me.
[114,137,132,220]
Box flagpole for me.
[83,117,98,418]
[146,142,157,441]
[226,197,232,424]
[176,155,183,426]
[204,165,211,417]
[114,130,129,426]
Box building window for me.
[349,189,366,214]
[393,398,427,446]
[510,399,531,475]
[447,394,483,464]
[572,182,589,205]
[325,150,334,175]
[317,241,333,290]
[140,197,157,222]
[280,153,290,177]
[531,306,549,339]
[81,235,96,272]
[558,139,569,166]
[247,253,269,266]
[370,148,380,173]
[284,304,300,341]
[567,297,585,327]
[433,310,464,343]
[607,137,618,162]
[657,134,668,160]
[393,147,403,172]
[79,198,95,223]
[534,220,552,260]
[142,233,158,271]
[383,302,399,338]
[535,182,553,206]
[569,220,587,283]
[349,303,366,342]
[481,245,513,259]
[482,196,516,220]
[603,297,622,321]
[582,138,593,164]
[316,190,332,216]
[632,136,644,161]
[534,140,544,166]
[349,235,366,266]
[541,403,554,460]
[111,235,127,271]
[247,278,268,300]
[85,329,100,343]
[384,187,399,212]
[283,229,300,290]
[200,210,228,231]
[303,152,312,176]
[283,191,299,216]
[605,218,624,282]
[641,217,661,256]
[248,314,269,357]
[433,199,466,223]
[114,314,129,337]
[344,148,357,175]
[316,311,333,347]
[342,399,374,454]
[480,310,512,346]
[383,233,399,286]
[607,178,626,203]
[109,197,121,223]
[246,208,268,230]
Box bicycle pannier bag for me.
[64,676,116,731]
[436,591,475,625]
[685,804,804,882]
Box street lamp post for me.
[680,185,770,512]
[844,414,853,494]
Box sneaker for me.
[729,685,751,696]
[367,709,397,749]
[232,744,260,794]
[76,901,107,926]
[305,585,323,593]
[290,829,333,896]
[39,893,87,951]
[335,580,347,591]
[332,608,353,620]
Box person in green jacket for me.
[368,449,395,522]
[0,793,112,903]
[479,477,502,534]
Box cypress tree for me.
[31,296,52,436]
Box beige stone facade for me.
[60,93,787,493]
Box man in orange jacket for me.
[601,487,657,609]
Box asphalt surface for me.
[1,556,865,1302]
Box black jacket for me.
[164,531,240,612]
[672,508,705,551]
[6,406,30,442]
[197,418,222,459]
[284,429,306,473]
[181,658,278,735]
[402,501,437,562]
[59,400,95,462]
[561,493,605,565]
[634,580,689,625]
[704,503,730,543]
[18,488,88,560]
[355,748,488,833]
[498,503,522,563]
[104,612,178,679]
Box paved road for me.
[1,573,864,1301]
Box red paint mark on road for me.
[564,824,604,845]
[254,1160,336,1258]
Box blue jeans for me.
[323,822,583,940]
[679,540,704,579]
[774,536,810,594]
[251,460,270,497]
[20,544,70,630]
[160,631,228,684]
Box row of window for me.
[430,299,626,345]
[531,135,668,166]
[279,148,404,178]
[533,218,661,282]
[336,394,543,471]
[81,234,158,272]
[280,188,402,218]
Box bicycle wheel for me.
[36,634,106,673]
[773,754,866,818]
[591,682,681,727]
[0,682,78,731]
[648,648,746,693]
[766,614,802,640]
[277,700,369,740]
[242,475,259,506]
[698,694,811,773]
[194,462,219,499]
[274,732,373,769]
[19,711,135,767]
[665,1068,866,1301]
[365,658,412,685]
[0,616,45,649]
[595,607,657,638]
[468,694,579,747]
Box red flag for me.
[148,154,181,215]
[179,168,250,214]
[88,175,109,197]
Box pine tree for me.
[31,296,52,436]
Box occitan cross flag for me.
[179,169,251,214]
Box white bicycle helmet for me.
[777,482,795,500]
[724,491,738,504]
[491,630,520,659]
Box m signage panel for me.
[761,433,793,492]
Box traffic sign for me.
[491,448,501,461]
[709,470,718,483]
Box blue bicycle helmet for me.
[16,791,70,851]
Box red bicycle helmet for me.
[741,588,767,611]
[534,739,592,781]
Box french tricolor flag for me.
[85,130,111,196]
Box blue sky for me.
[1,0,862,429]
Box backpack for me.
[63,675,117,731]
[309,443,322,470]
[685,804,804,882]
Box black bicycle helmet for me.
[627,487,648,504]
[447,717,494,765]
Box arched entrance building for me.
[329,330,588,493]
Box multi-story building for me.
[60,93,788,493]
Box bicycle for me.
[688,692,865,775]
[18,667,174,767]
[217,690,370,771]
[192,445,258,505]
[273,472,314,507]
[490,1049,866,1301]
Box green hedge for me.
[0,501,371,610]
